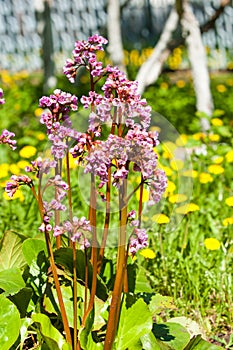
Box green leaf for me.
[184,335,224,350]
[54,248,108,301]
[141,331,161,350]
[135,266,153,293]
[22,238,47,265]
[43,284,83,328]
[32,313,69,350]
[79,308,95,349]
[115,298,152,350]
[0,294,21,350]
[9,287,33,317]
[0,267,25,295]
[0,231,26,271]
[153,322,190,350]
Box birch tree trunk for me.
[181,1,213,130]
[107,0,125,72]
[136,8,179,94]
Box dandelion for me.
[204,238,221,250]
[199,172,213,184]
[225,196,233,207]
[192,132,206,141]
[211,118,223,126]
[176,80,186,88]
[208,134,220,142]
[223,217,233,226]
[19,145,37,158]
[175,203,200,214]
[225,150,233,163]
[152,213,170,224]
[216,84,226,93]
[160,82,168,90]
[169,193,187,204]
[208,164,224,175]
[139,248,156,259]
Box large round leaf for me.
[0,294,21,350]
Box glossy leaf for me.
[0,231,26,271]
[32,313,70,350]
[79,308,95,349]
[115,298,152,350]
[0,294,21,350]
[135,266,153,293]
[153,322,190,350]
[0,267,25,295]
[22,238,47,265]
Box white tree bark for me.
[182,1,213,130]
[136,8,179,95]
[107,0,125,72]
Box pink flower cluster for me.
[0,129,17,150]
[63,34,108,83]
[5,175,33,198]
[54,216,91,248]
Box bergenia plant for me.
[4,35,167,349]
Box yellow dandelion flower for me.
[216,84,226,93]
[36,132,46,141]
[176,80,186,88]
[223,217,233,226]
[34,108,43,117]
[169,193,187,204]
[170,159,184,171]
[19,145,37,158]
[212,156,224,164]
[152,213,170,224]
[211,118,223,126]
[160,82,169,90]
[192,132,206,141]
[208,133,220,142]
[9,164,20,175]
[136,188,150,203]
[199,172,213,184]
[175,134,188,146]
[225,196,233,207]
[0,164,9,178]
[140,248,156,259]
[204,238,221,250]
[225,150,233,163]
[175,203,200,214]
[17,160,30,169]
[208,164,224,175]
[181,169,198,178]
